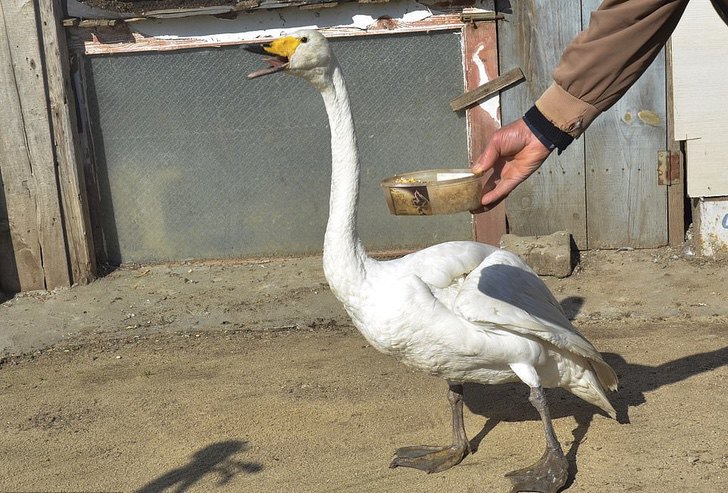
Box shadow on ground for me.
[461,346,728,490]
[135,440,262,493]
[456,287,728,490]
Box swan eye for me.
[300,36,308,43]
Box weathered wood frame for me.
[67,11,486,53]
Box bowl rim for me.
[380,168,483,188]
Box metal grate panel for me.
[85,31,470,263]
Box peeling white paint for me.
[471,44,500,124]
[130,1,495,42]
[131,0,453,42]
[697,198,728,256]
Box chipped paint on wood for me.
[460,11,506,246]
[67,0,478,20]
[68,1,495,55]
[695,197,728,256]
[466,33,499,123]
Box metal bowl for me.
[380,169,483,215]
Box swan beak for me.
[245,36,302,79]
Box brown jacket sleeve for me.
[536,0,690,138]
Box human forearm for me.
[536,0,690,139]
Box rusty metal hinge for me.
[657,150,683,185]
[460,12,505,23]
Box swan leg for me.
[506,386,569,493]
[389,382,470,473]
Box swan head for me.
[246,30,333,89]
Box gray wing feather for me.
[453,249,607,364]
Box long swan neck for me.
[319,62,368,296]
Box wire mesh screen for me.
[85,31,470,263]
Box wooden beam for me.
[450,67,524,111]
[69,55,108,267]
[462,18,507,246]
[0,0,45,292]
[0,0,70,291]
[665,39,685,246]
[66,14,468,55]
[39,0,96,284]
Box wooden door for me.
[496,0,669,249]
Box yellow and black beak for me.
[245,36,303,79]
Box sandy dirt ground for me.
[1,248,727,492]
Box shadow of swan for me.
[135,440,262,493]
[462,347,728,489]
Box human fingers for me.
[471,119,523,173]
[480,176,522,209]
[471,135,503,175]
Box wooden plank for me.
[0,0,46,291]
[38,0,96,284]
[70,55,108,267]
[462,14,507,246]
[0,0,70,290]
[496,0,587,249]
[66,0,478,21]
[0,175,23,292]
[671,0,728,197]
[450,67,524,112]
[583,0,668,249]
[665,39,685,246]
[67,14,469,55]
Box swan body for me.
[336,241,615,412]
[247,30,616,490]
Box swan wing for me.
[453,249,608,365]
[389,241,499,289]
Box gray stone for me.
[500,231,574,278]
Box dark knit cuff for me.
[523,105,574,154]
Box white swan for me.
[246,30,617,492]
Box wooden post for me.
[70,55,108,268]
[463,19,507,246]
[665,39,685,246]
[38,0,96,284]
[0,0,70,291]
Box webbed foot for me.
[389,443,469,473]
[505,447,569,493]
[389,383,471,474]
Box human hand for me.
[471,118,553,209]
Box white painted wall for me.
[671,0,728,255]
[671,0,728,198]
[696,198,728,255]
